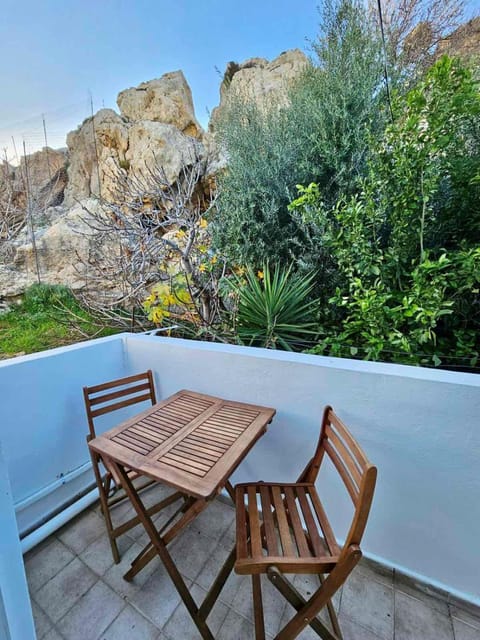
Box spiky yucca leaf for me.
[229,264,318,350]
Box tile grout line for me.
[54,570,103,635]
[449,602,457,640]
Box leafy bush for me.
[212,0,385,271]
[289,56,480,367]
[226,264,318,351]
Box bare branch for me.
[72,147,224,333]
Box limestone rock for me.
[209,49,309,131]
[126,121,205,184]
[2,148,67,217]
[64,109,129,207]
[1,50,310,300]
[0,199,111,297]
[437,17,480,62]
[117,71,203,137]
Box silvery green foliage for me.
[212,0,385,271]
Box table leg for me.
[199,544,236,619]
[124,493,210,582]
[111,461,216,640]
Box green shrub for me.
[226,264,318,351]
[212,0,385,271]
[288,56,480,367]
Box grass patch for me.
[0,284,119,358]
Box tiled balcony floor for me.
[24,484,480,640]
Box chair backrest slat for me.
[328,412,368,471]
[304,405,377,556]
[89,382,152,407]
[323,440,360,503]
[83,370,156,439]
[86,371,155,394]
[90,393,153,418]
[324,424,362,488]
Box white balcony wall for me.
[125,334,480,605]
[0,335,130,535]
[0,332,478,606]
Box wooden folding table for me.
[88,389,275,640]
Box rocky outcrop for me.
[209,49,309,131]
[126,121,205,184]
[0,148,67,228]
[0,202,91,296]
[437,17,480,62]
[64,71,206,208]
[117,71,202,138]
[63,109,129,207]
[1,50,309,299]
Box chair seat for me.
[235,482,342,575]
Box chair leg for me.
[268,547,361,640]
[90,451,120,564]
[252,574,266,640]
[319,574,342,638]
[267,568,339,640]
[199,545,237,620]
[112,460,216,640]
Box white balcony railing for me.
[1,333,479,608]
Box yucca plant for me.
[228,264,318,351]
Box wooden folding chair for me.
[234,406,377,640]
[84,370,184,563]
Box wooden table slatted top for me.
[89,390,276,499]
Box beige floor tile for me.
[277,574,341,639]
[450,603,480,631]
[32,601,53,639]
[100,605,161,640]
[187,499,235,542]
[195,541,234,593]
[231,574,286,637]
[357,558,394,587]
[25,538,75,593]
[42,630,65,640]
[395,571,450,616]
[395,591,454,640]
[169,528,217,581]
[79,531,134,576]
[33,558,97,623]
[58,510,106,555]
[103,541,161,600]
[219,520,236,548]
[452,618,480,640]
[341,566,394,639]
[134,501,183,547]
[217,608,273,640]
[339,613,385,639]
[130,563,190,629]
[162,583,229,640]
[57,581,124,640]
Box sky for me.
[0,0,320,161]
[0,0,478,162]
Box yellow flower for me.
[198,244,208,253]
[234,266,245,276]
[199,263,206,272]
[177,288,192,304]
[257,270,264,280]
[210,255,217,265]
[199,218,208,229]
[151,307,165,324]
[176,229,186,239]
